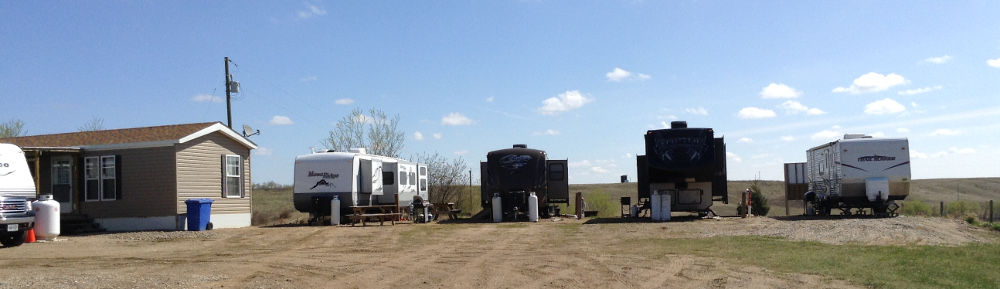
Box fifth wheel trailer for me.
[803,134,910,217]
[293,148,428,221]
[636,121,728,217]
[481,144,568,221]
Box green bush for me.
[749,180,770,216]
[584,190,616,218]
[900,200,934,216]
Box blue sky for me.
[3,1,999,185]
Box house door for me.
[52,157,73,214]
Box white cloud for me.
[297,2,327,19]
[605,68,650,82]
[413,132,424,140]
[270,115,294,125]
[254,147,273,156]
[922,55,951,64]
[441,113,474,125]
[539,90,593,115]
[569,160,592,167]
[685,107,708,115]
[864,98,906,115]
[622,153,633,159]
[811,126,843,141]
[931,147,976,158]
[737,107,776,119]
[780,136,795,141]
[726,152,742,163]
[335,98,355,105]
[300,76,318,82]
[533,129,560,136]
[987,58,1000,68]
[760,83,802,99]
[777,100,809,114]
[432,133,442,140]
[591,167,610,173]
[898,86,942,96]
[454,150,469,156]
[930,128,962,136]
[736,137,753,143]
[897,128,910,133]
[832,72,908,94]
[192,94,222,103]
[910,149,927,159]
[806,108,826,115]
[486,96,494,102]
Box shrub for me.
[749,180,770,216]
[946,201,981,218]
[585,190,615,218]
[900,200,934,216]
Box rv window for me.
[393,171,401,185]
[549,163,565,180]
[409,172,416,186]
[419,166,426,176]
[420,179,427,192]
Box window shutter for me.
[115,155,123,200]
[221,154,227,198]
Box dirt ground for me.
[1,216,995,289]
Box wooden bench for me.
[431,203,462,220]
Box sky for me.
[2,1,999,185]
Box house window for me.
[224,155,243,198]
[85,155,118,201]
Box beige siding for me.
[78,146,177,219]
[175,132,252,215]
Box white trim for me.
[180,123,257,149]
[95,213,251,231]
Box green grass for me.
[624,236,1000,289]
[251,188,309,226]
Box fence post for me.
[990,200,994,222]
[940,201,944,217]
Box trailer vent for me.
[671,121,688,129]
[513,144,527,148]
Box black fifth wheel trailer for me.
[637,121,728,216]
[481,144,569,221]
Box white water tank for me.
[33,195,60,241]
[650,191,661,221]
[491,194,503,223]
[528,192,539,222]
[330,196,340,226]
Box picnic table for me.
[347,205,403,226]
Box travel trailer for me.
[636,121,728,217]
[803,134,910,217]
[481,144,568,221]
[0,143,36,247]
[293,148,428,220]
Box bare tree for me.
[416,152,469,204]
[0,118,26,138]
[321,108,405,158]
[78,116,105,132]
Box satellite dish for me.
[242,124,260,138]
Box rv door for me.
[546,160,569,204]
[416,164,429,201]
[360,159,384,195]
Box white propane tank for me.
[528,192,539,222]
[650,191,661,221]
[660,193,671,221]
[33,194,60,241]
[491,194,503,223]
[330,196,341,226]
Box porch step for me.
[60,214,105,235]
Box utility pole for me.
[225,57,232,128]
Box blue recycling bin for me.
[185,198,214,231]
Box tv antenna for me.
[242,124,260,138]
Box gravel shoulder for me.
[0,216,996,289]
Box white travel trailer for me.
[803,134,910,217]
[293,148,428,220]
[0,143,36,247]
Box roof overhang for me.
[180,122,258,149]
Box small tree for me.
[78,116,105,132]
[321,108,404,158]
[416,152,469,204]
[0,118,26,138]
[749,179,771,216]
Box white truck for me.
[0,143,36,247]
[292,148,428,222]
[803,134,910,217]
